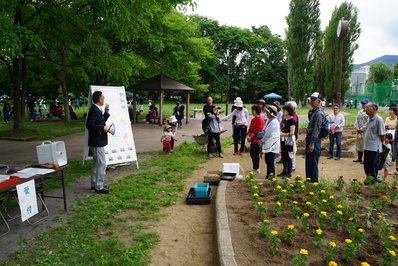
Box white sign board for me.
[83,86,138,167]
[16,180,38,222]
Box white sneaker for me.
[250,169,261,174]
[389,170,398,175]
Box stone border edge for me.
[215,180,237,266]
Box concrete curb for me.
[215,180,237,266]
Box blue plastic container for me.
[194,183,209,197]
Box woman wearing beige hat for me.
[220,99,248,155]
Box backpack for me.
[318,111,329,138]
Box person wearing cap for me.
[327,104,345,160]
[168,116,178,152]
[160,124,177,154]
[206,105,223,158]
[86,91,110,194]
[230,97,242,141]
[260,105,280,178]
[305,92,325,183]
[256,99,268,124]
[220,99,248,155]
[363,102,385,180]
[353,99,370,163]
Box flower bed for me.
[226,173,398,265]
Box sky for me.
[185,0,398,65]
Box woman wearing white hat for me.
[220,99,249,155]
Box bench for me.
[190,109,203,118]
[151,116,169,124]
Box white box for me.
[36,141,67,166]
[222,163,241,176]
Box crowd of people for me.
[195,93,395,184]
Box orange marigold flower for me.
[382,196,388,199]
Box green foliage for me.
[319,1,361,103]
[393,62,398,79]
[286,0,322,105]
[368,61,393,84]
[189,15,287,102]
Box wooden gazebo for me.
[128,74,195,125]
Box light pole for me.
[336,19,349,106]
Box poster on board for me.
[83,85,138,167]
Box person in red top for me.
[247,105,265,174]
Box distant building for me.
[348,66,368,96]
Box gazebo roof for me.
[129,74,195,91]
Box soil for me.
[150,125,398,266]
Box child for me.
[382,132,394,180]
[161,125,177,154]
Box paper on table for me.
[16,168,55,179]
[0,175,10,182]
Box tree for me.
[393,61,398,79]
[367,61,393,84]
[286,0,322,105]
[320,1,361,103]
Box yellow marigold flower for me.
[345,239,352,243]
[271,230,278,235]
[272,178,276,181]
[299,249,308,255]
[306,202,312,205]
[276,185,282,189]
[270,173,274,175]
[329,241,336,247]
[329,196,334,199]
[329,261,338,266]
[292,201,298,204]
[336,210,343,215]
[348,217,354,221]
[276,201,281,206]
[287,225,295,230]
[297,180,302,183]
[253,186,258,189]
[320,211,327,216]
[257,202,263,205]
[309,192,315,195]
[316,229,322,235]
[296,175,301,178]
[249,171,254,175]
[322,199,327,203]
[282,189,287,193]
[301,185,305,188]
[388,236,396,241]
[313,182,318,186]
[285,177,290,181]
[306,178,311,180]
[253,193,259,197]
[289,184,294,187]
[303,213,310,217]
[245,175,250,178]
[263,220,269,223]
[320,190,325,193]
[389,250,396,257]
[337,205,343,208]
[361,263,370,266]
[259,183,263,185]
[358,228,365,233]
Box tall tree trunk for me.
[12,57,25,130]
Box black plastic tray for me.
[186,187,212,205]
[220,172,236,181]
